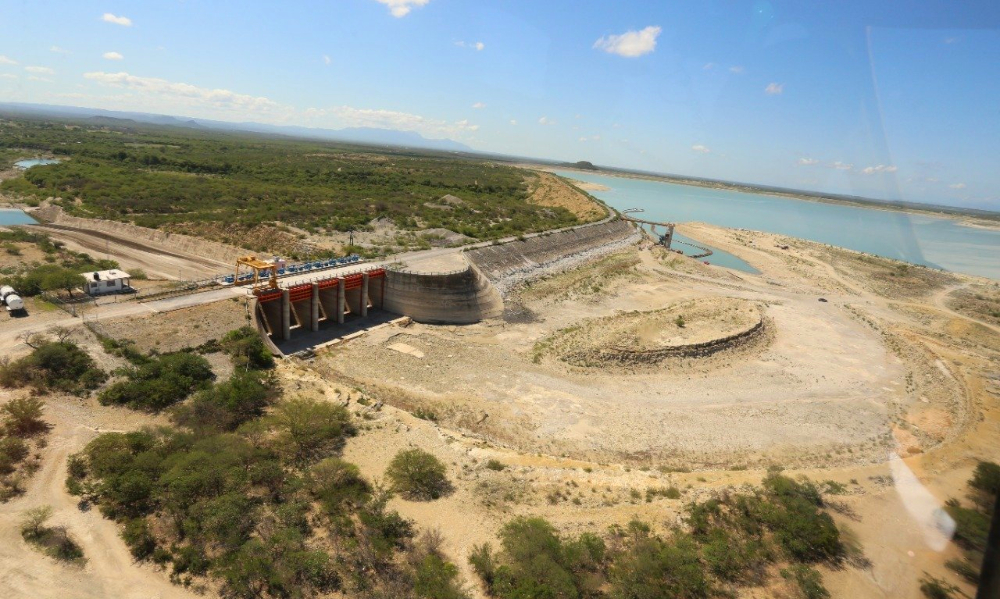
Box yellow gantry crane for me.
[235,255,279,290]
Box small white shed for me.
[81,269,132,296]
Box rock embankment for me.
[466,220,640,294]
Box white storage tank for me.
[4,293,24,312]
[0,285,15,300]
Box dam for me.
[253,220,638,354]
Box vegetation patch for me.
[1,118,586,253]
[0,228,118,298]
[470,473,852,599]
[20,505,86,564]
[386,448,453,501]
[939,460,999,591]
[99,351,215,411]
[0,335,106,394]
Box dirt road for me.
[33,224,231,281]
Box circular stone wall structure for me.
[540,297,768,367]
[383,265,503,324]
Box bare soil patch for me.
[94,298,248,354]
[525,171,605,221]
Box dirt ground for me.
[525,171,606,221]
[93,297,249,354]
[1,218,998,599]
[309,222,999,598]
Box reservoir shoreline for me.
[543,164,1000,232]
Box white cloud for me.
[0,73,17,79]
[471,102,485,109]
[50,46,70,54]
[593,25,661,58]
[323,55,331,65]
[538,116,554,125]
[861,164,898,175]
[764,82,783,95]
[703,62,715,70]
[375,0,428,18]
[84,71,284,117]
[509,119,517,125]
[103,51,124,61]
[455,40,485,51]
[578,135,601,142]
[0,55,19,65]
[302,105,478,137]
[729,66,744,74]
[81,70,479,139]
[949,182,966,189]
[28,75,53,83]
[831,161,852,170]
[691,144,711,153]
[102,13,132,26]
[25,66,55,74]
[797,158,819,166]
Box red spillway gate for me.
[287,283,313,303]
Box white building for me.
[81,269,132,296]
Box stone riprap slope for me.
[465,220,639,293]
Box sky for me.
[1,0,999,210]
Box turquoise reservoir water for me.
[14,158,61,169]
[0,209,37,225]
[554,170,1000,280]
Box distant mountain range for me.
[0,102,474,153]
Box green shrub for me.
[414,552,469,599]
[386,449,451,501]
[220,327,274,370]
[0,437,30,474]
[919,574,958,599]
[782,564,829,599]
[270,398,354,466]
[945,557,980,584]
[0,342,105,394]
[2,397,48,437]
[946,498,991,551]
[20,505,85,563]
[969,460,1000,508]
[99,352,214,411]
[485,459,506,472]
[172,370,273,432]
[610,530,708,599]
[492,517,581,599]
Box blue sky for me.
[1,0,998,209]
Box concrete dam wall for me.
[383,266,503,324]
[465,219,639,284]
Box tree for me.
[385,449,451,501]
[270,398,354,466]
[42,268,81,298]
[2,397,47,437]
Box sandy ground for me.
[1,217,997,598]
[310,223,998,598]
[525,171,606,221]
[0,388,201,599]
